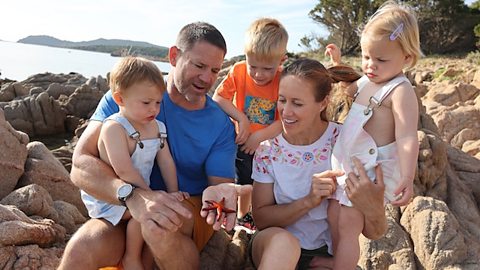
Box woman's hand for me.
[346,157,387,239]
[307,170,343,208]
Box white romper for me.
[81,113,167,225]
[331,75,410,206]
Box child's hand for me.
[240,132,261,155]
[170,191,190,201]
[325,44,342,66]
[390,179,413,207]
[235,115,251,145]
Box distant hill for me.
[18,35,169,61]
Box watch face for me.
[118,184,133,198]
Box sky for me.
[1,0,327,58]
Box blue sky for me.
[1,0,325,58]
[2,0,476,58]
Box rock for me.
[0,204,65,247]
[52,201,86,234]
[472,69,480,89]
[359,216,415,269]
[400,197,469,269]
[17,141,87,216]
[0,108,29,200]
[200,229,231,270]
[63,84,105,119]
[0,245,64,270]
[0,184,56,219]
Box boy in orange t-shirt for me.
[213,17,288,228]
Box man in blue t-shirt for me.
[58,22,245,269]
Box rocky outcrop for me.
[17,142,87,216]
[410,61,480,159]
[0,73,108,137]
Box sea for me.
[0,40,171,82]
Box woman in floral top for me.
[249,58,388,270]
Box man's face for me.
[171,41,225,104]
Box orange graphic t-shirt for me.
[215,61,281,133]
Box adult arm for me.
[346,157,387,240]
[199,115,237,229]
[390,82,419,206]
[252,170,340,230]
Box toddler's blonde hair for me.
[362,1,422,67]
[244,17,288,62]
[110,56,165,94]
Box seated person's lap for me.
[98,196,214,270]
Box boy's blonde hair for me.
[362,1,422,67]
[244,17,288,62]
[109,56,166,94]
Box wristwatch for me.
[117,183,136,206]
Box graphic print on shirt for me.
[244,95,276,125]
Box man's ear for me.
[169,46,180,67]
[112,91,124,106]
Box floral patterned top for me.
[252,122,340,250]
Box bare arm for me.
[240,120,282,155]
[252,170,340,230]
[100,121,150,190]
[390,83,419,206]
[213,93,250,145]
[347,157,387,240]
[156,141,178,192]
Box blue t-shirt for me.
[91,91,236,195]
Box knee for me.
[261,227,300,256]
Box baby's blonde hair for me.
[244,17,288,62]
[362,1,422,67]
[109,57,165,94]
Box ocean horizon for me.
[0,41,171,82]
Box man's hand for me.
[346,157,387,240]
[127,189,192,233]
[201,183,249,231]
[307,170,343,208]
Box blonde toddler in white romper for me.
[325,2,422,269]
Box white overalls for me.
[331,75,410,206]
[81,113,167,225]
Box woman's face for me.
[277,75,327,144]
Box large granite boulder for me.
[0,108,29,200]
[17,142,87,216]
